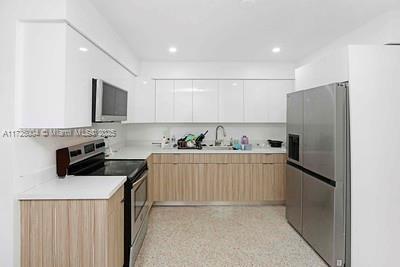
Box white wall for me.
[125,123,286,145]
[0,0,136,266]
[298,11,400,67]
[295,11,400,91]
[139,61,295,80]
[0,1,18,266]
[20,0,139,74]
[348,45,400,267]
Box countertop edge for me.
[17,176,127,201]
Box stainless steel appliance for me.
[92,78,128,122]
[286,83,351,267]
[56,139,149,267]
[129,168,150,267]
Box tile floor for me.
[135,206,327,267]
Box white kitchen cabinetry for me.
[244,80,293,123]
[151,79,292,123]
[174,80,193,122]
[16,22,135,128]
[155,80,174,122]
[17,22,93,128]
[264,80,294,122]
[244,80,268,122]
[193,80,218,122]
[129,79,155,123]
[218,80,244,122]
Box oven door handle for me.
[132,170,148,188]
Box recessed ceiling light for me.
[241,0,256,3]
[143,81,148,85]
[272,47,281,53]
[79,47,88,52]
[232,82,238,86]
[168,46,177,54]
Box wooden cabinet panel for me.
[151,163,177,201]
[262,164,275,200]
[149,153,287,202]
[263,154,287,164]
[20,186,124,267]
[107,195,124,267]
[273,164,286,201]
[152,154,193,164]
[69,201,95,267]
[178,164,196,201]
[250,164,264,201]
[192,154,231,164]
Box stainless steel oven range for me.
[56,139,150,267]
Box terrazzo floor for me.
[135,206,328,267]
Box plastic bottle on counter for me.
[161,136,167,149]
[241,135,249,145]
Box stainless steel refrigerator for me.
[286,83,351,267]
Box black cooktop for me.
[69,156,147,181]
[86,159,146,178]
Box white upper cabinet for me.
[244,80,293,123]
[17,22,94,128]
[16,22,135,128]
[129,79,155,123]
[219,80,244,122]
[174,80,193,122]
[193,80,218,122]
[244,80,268,122]
[149,79,292,124]
[265,80,294,122]
[155,80,174,122]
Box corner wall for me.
[0,0,137,266]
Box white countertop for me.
[18,175,126,200]
[108,144,286,160]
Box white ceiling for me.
[90,0,400,62]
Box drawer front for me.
[263,154,286,164]
[152,153,193,163]
[192,154,231,163]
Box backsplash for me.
[125,123,286,145]
[14,122,126,193]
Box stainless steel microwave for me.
[92,78,128,122]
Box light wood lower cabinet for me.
[20,186,124,267]
[149,154,286,202]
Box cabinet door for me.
[107,188,124,267]
[155,80,174,122]
[65,25,95,127]
[174,80,193,122]
[193,80,218,122]
[219,80,244,122]
[152,164,178,201]
[131,79,155,123]
[244,80,268,122]
[265,80,294,122]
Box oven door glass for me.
[134,178,147,221]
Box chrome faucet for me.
[215,125,226,146]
